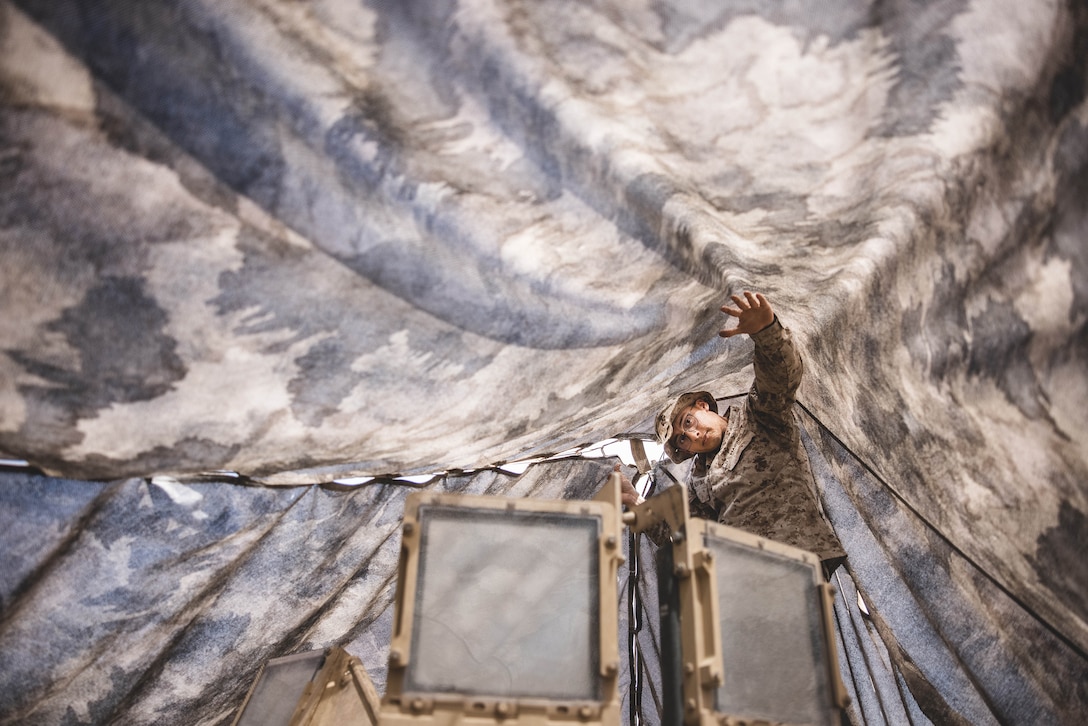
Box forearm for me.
[750,316,802,411]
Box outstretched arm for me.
[719,291,775,338]
[719,291,802,421]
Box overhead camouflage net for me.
[1,0,1086,723]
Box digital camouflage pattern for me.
[0,0,1086,724]
[688,320,846,564]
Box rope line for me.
[627,521,644,725]
[798,401,1088,664]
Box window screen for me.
[706,533,832,726]
[235,650,325,726]
[407,506,601,701]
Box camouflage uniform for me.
[658,318,846,566]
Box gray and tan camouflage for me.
[691,320,845,564]
[1,0,1087,724]
[652,319,846,563]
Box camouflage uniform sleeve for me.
[748,316,803,430]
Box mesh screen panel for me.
[236,651,324,726]
[408,506,601,700]
[706,533,831,726]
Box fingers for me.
[720,291,771,337]
[726,291,762,311]
[720,295,747,336]
[611,463,643,507]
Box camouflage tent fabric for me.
[0,0,1086,723]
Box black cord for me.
[798,402,1088,664]
[627,511,644,725]
[634,634,664,718]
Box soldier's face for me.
[671,400,725,456]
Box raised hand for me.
[719,291,775,338]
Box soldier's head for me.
[655,391,728,464]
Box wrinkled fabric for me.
[0,460,621,726]
[802,410,1088,725]
[0,0,1086,724]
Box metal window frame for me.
[232,646,381,726]
[380,475,625,725]
[625,485,848,726]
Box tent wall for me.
[1,0,1086,723]
[0,459,618,725]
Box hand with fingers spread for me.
[719,291,775,338]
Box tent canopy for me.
[0,0,1086,723]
